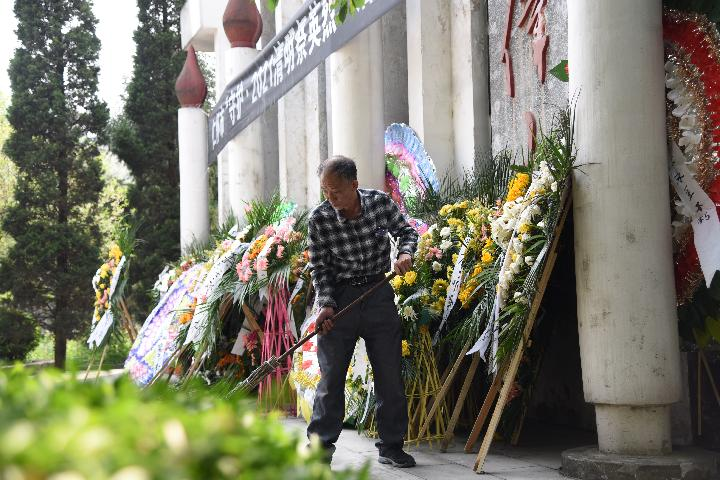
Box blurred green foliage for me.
[0,367,369,480]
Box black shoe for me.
[378,448,416,468]
[306,442,335,465]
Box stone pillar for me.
[175,46,210,254]
[381,2,409,126]
[223,0,264,219]
[214,28,232,225]
[568,0,680,455]
[275,0,328,208]
[328,22,385,190]
[258,0,280,201]
[406,0,454,179]
[451,0,490,175]
[276,0,309,207]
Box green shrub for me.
[0,306,39,361]
[0,367,368,480]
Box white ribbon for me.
[108,256,126,299]
[87,310,114,349]
[433,234,471,344]
[285,264,309,340]
[670,143,720,286]
[230,326,251,355]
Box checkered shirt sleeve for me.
[308,189,418,308]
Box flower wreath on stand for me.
[663,8,720,348]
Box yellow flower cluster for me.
[108,244,123,263]
[506,173,531,203]
[401,340,411,357]
[459,264,484,308]
[432,279,448,296]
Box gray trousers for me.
[307,281,408,454]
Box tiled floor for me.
[282,417,597,479]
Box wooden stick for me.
[441,351,481,452]
[118,298,136,342]
[242,303,264,343]
[700,350,720,408]
[473,190,571,473]
[416,339,471,441]
[83,350,97,381]
[95,344,109,381]
[464,368,503,453]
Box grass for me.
[20,330,132,371]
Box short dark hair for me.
[317,155,357,181]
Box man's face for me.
[320,171,358,212]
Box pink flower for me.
[221,239,233,250]
[255,257,269,272]
[276,245,285,259]
[264,226,276,237]
[275,226,289,240]
[426,247,442,260]
[236,263,251,282]
[243,204,252,213]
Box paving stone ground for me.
[283,417,597,479]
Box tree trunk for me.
[54,332,67,370]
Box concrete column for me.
[304,65,327,207]
[258,0,280,201]
[276,0,309,208]
[451,0,490,176]
[214,29,231,225]
[328,22,385,190]
[381,3,409,126]
[407,0,453,179]
[178,108,210,254]
[224,46,264,218]
[568,0,681,455]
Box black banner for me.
[207,0,402,163]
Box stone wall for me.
[487,0,568,155]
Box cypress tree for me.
[1,0,109,368]
[109,0,185,315]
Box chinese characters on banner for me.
[208,0,402,162]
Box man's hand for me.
[316,306,335,335]
[394,253,413,275]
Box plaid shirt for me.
[308,188,419,308]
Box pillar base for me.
[561,446,720,480]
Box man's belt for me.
[337,273,386,287]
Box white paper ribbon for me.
[87,310,114,349]
[433,234,471,344]
[286,266,310,341]
[670,143,720,286]
[230,326,251,355]
[108,256,126,299]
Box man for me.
[306,155,418,468]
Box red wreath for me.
[663,10,720,302]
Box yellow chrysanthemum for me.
[506,173,531,203]
[518,223,531,234]
[108,244,123,262]
[403,270,417,285]
[401,340,411,357]
[456,200,469,209]
[439,204,453,216]
[432,279,449,296]
[481,250,493,264]
[391,275,404,290]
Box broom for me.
[231,272,397,395]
